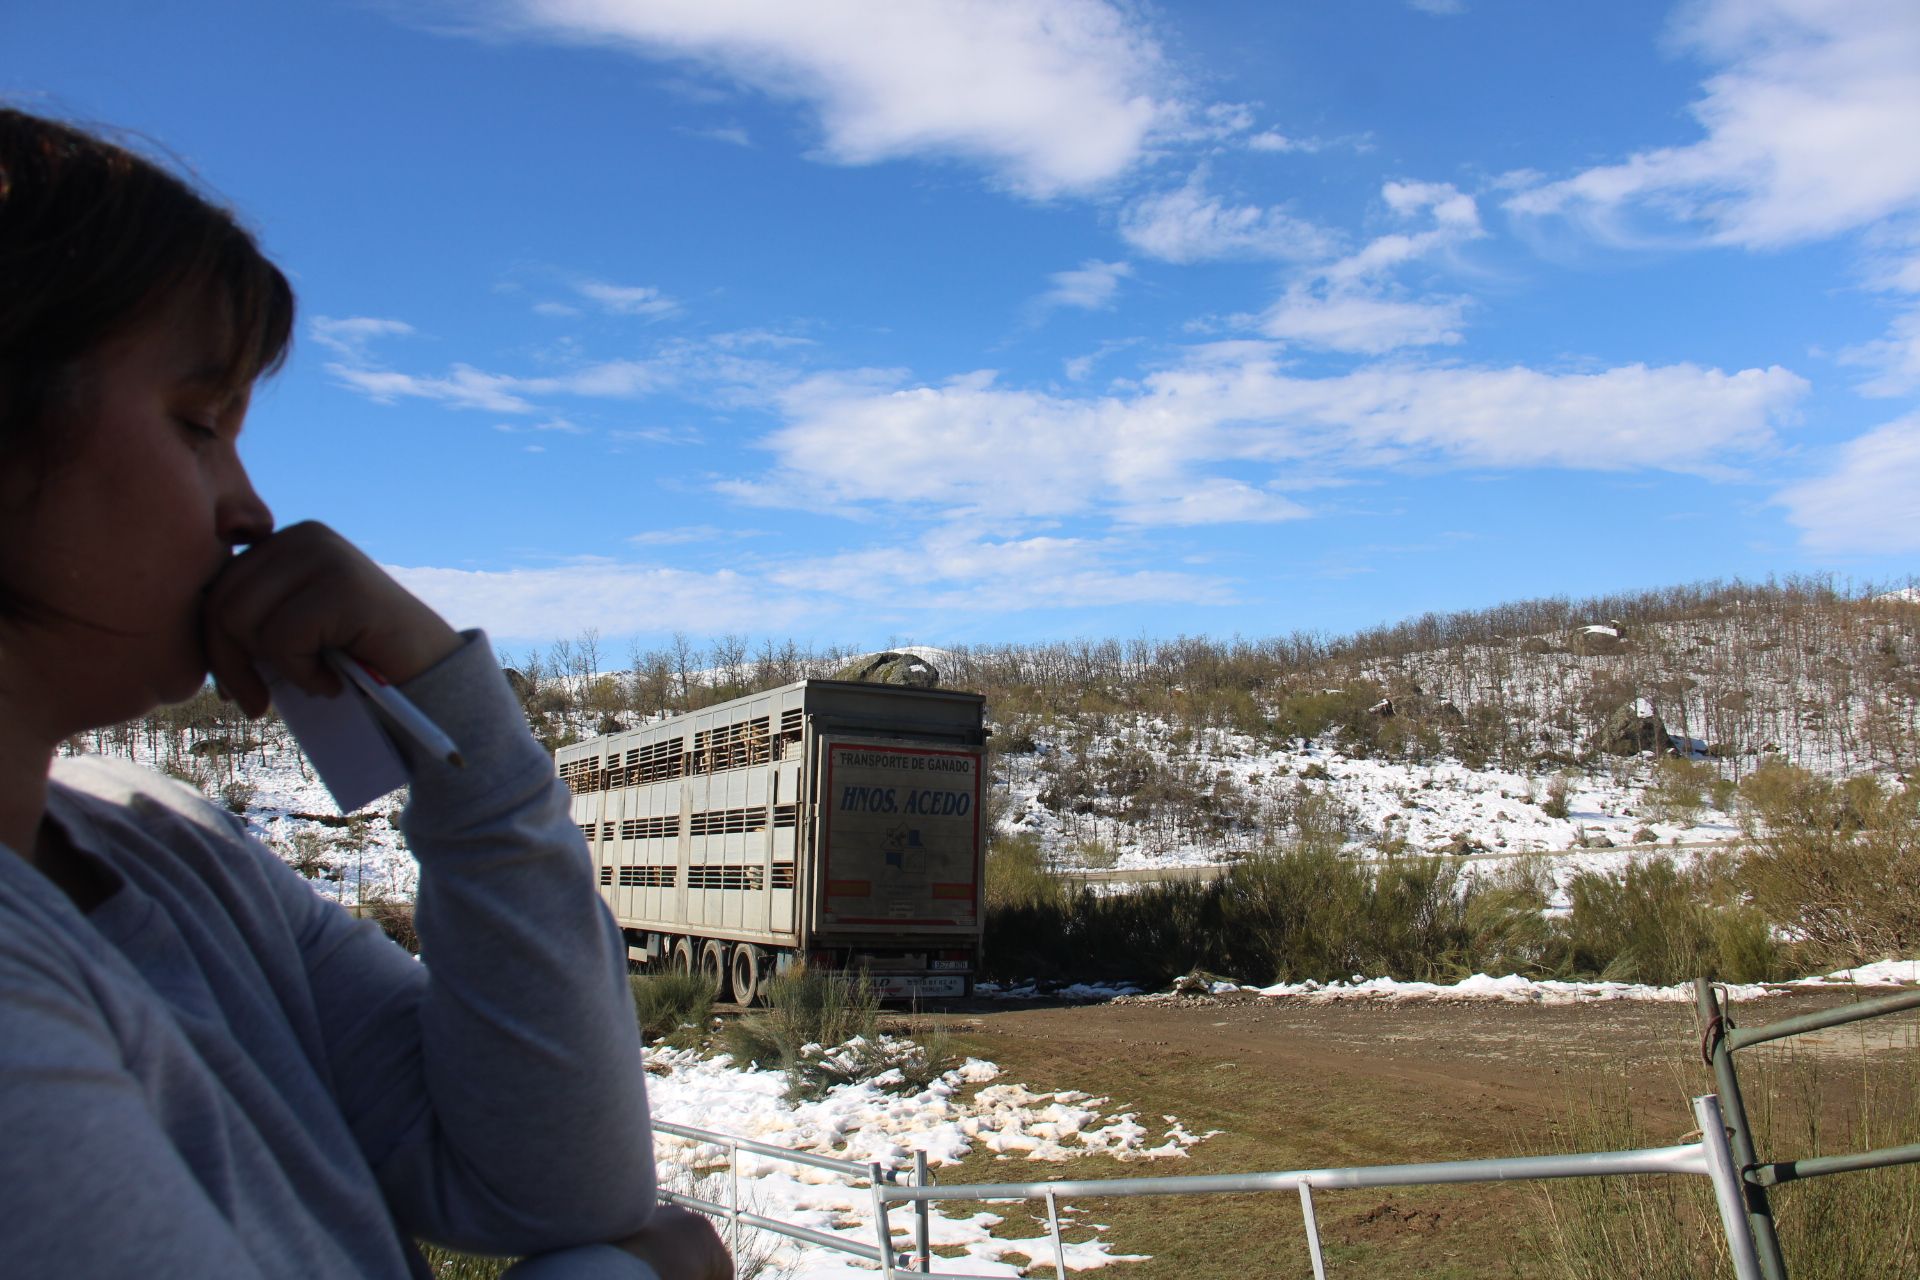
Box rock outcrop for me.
[1594,698,1668,756]
[834,651,940,688]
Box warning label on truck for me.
[820,742,982,928]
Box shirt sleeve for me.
[278,632,657,1257]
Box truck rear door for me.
[812,736,984,937]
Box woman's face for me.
[0,291,274,730]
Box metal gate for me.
[656,979,1920,1278]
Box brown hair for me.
[0,108,295,459]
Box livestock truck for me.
[555,678,988,1004]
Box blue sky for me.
[7,0,1920,655]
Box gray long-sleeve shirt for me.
[0,636,661,1278]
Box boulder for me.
[1594,698,1668,756]
[1570,624,1627,656]
[835,650,939,687]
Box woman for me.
[0,109,728,1278]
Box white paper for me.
[263,664,410,813]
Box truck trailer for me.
[555,678,988,1004]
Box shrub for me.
[220,780,257,815]
[1463,856,1565,977]
[781,1033,951,1103]
[1563,860,1776,985]
[1541,772,1575,820]
[984,832,1066,912]
[1739,763,1920,966]
[161,757,212,794]
[720,966,882,1097]
[361,895,419,954]
[282,828,341,881]
[1647,757,1714,825]
[631,971,717,1047]
[1074,837,1120,870]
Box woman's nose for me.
[218,466,274,549]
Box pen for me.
[324,650,466,768]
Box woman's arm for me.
[279,634,658,1255]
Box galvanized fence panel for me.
[650,978,1920,1278]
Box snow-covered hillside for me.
[61,581,1917,906]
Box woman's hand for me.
[201,520,461,718]
[612,1204,733,1280]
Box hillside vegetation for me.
[63,575,1920,988]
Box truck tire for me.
[670,938,694,976]
[729,944,762,1007]
[699,940,727,992]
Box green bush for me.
[984,832,1066,911]
[631,971,717,1047]
[1563,860,1777,985]
[720,966,886,1098]
[1647,757,1715,825]
[1739,762,1920,966]
[1463,856,1564,976]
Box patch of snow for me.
[644,1045,1206,1276]
[1788,960,1920,986]
[1248,972,1773,1004]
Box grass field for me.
[906,990,1920,1279]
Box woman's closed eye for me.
[177,417,220,447]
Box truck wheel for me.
[729,944,762,1006]
[670,938,694,976]
[699,941,727,993]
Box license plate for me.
[870,975,964,998]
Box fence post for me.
[914,1150,932,1273]
[1694,979,1788,1280]
[1043,1189,1068,1280]
[727,1138,741,1252]
[868,1162,895,1280]
[1297,1182,1328,1280]
[1696,1095,1766,1280]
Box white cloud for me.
[384,525,1230,644]
[389,561,801,640]
[1776,413,1920,553]
[1119,172,1335,263]
[575,280,680,317]
[326,351,683,412]
[628,525,732,546]
[724,352,1806,525]
[1259,288,1468,353]
[326,363,539,413]
[684,124,751,146]
[1839,302,1920,396]
[1113,478,1309,527]
[1508,0,1920,249]
[1247,130,1315,154]
[484,0,1179,198]
[1256,181,1483,353]
[762,526,1235,609]
[1038,259,1133,311]
[309,316,414,361]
